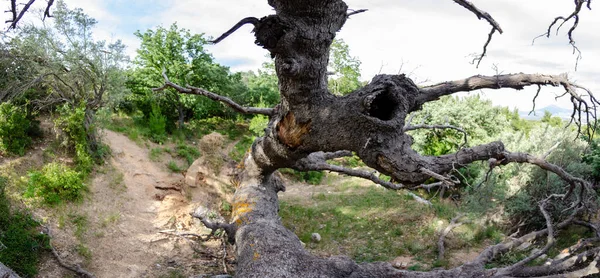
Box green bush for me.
[0,177,49,277]
[54,104,95,174]
[280,169,325,185]
[0,102,33,155]
[25,163,86,205]
[148,104,167,143]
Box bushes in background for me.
[0,102,39,156]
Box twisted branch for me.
[533,0,593,70]
[154,70,274,116]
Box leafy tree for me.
[128,23,245,131]
[328,39,363,95]
[4,0,127,160]
[541,110,564,127]
[241,61,280,108]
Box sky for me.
[3,0,599,111]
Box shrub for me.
[0,177,49,277]
[25,163,86,205]
[175,143,201,166]
[54,104,96,174]
[0,102,33,155]
[148,104,167,143]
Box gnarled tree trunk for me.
[156,0,600,277]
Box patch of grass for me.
[280,186,438,263]
[69,213,88,240]
[101,212,121,228]
[175,143,201,166]
[167,161,184,173]
[149,148,164,162]
[190,116,247,140]
[0,177,50,277]
[75,243,92,263]
[229,135,254,163]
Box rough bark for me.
[159,0,600,277]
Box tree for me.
[129,23,246,131]
[328,39,363,95]
[4,0,598,277]
[158,1,600,277]
[3,0,127,160]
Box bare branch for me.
[417,73,598,137]
[44,227,95,278]
[294,161,404,190]
[452,0,503,67]
[438,214,466,261]
[43,0,54,20]
[190,207,237,244]
[347,9,367,17]
[7,0,35,30]
[210,17,260,44]
[533,0,592,70]
[154,70,274,116]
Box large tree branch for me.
[417,73,598,137]
[153,70,274,116]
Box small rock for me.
[318,224,325,230]
[311,233,321,243]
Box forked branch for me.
[5,0,55,30]
[452,0,503,67]
[154,70,274,116]
[533,0,593,70]
[417,73,598,137]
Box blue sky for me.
[3,0,599,111]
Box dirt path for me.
[38,130,226,278]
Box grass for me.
[149,148,164,161]
[279,180,504,267]
[167,161,184,173]
[175,143,201,166]
[0,176,49,277]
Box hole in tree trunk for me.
[367,91,399,121]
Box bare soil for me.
[36,130,231,278]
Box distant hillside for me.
[519,105,573,120]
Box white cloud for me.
[2,0,598,111]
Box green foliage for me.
[148,104,167,143]
[280,169,326,185]
[54,104,95,174]
[0,102,34,155]
[240,61,280,108]
[25,163,86,205]
[328,39,363,95]
[249,114,269,137]
[127,23,245,130]
[582,135,600,181]
[167,161,184,173]
[541,111,564,127]
[0,177,49,277]
[175,143,201,166]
